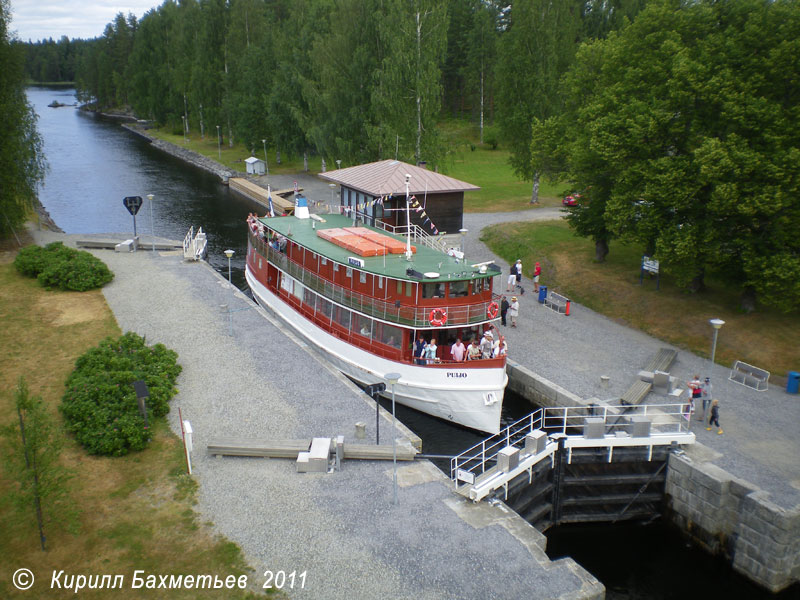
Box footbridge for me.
[451,403,695,530]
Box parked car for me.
[562,193,582,206]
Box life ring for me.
[487,301,499,319]
[429,308,447,327]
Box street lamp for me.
[458,228,468,258]
[181,115,187,143]
[261,139,269,178]
[707,318,725,420]
[224,249,234,284]
[336,159,342,170]
[216,125,221,160]
[146,193,155,252]
[384,372,401,505]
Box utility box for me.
[584,417,605,439]
[497,446,520,472]
[787,371,800,394]
[538,286,548,304]
[525,430,547,455]
[630,415,652,437]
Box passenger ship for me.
[245,198,507,434]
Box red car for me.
[562,193,582,206]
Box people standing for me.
[514,259,525,295]
[414,334,426,365]
[424,338,438,364]
[507,264,516,292]
[707,399,723,434]
[509,296,519,328]
[689,375,703,420]
[467,339,482,360]
[500,295,510,327]
[701,377,712,423]
[480,331,494,359]
[450,337,466,362]
[533,262,541,293]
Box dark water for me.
[29,87,256,289]
[30,87,797,600]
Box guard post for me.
[365,383,386,444]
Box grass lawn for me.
[0,251,270,599]
[481,220,800,377]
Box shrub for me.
[14,242,114,291]
[61,332,182,456]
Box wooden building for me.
[319,160,479,234]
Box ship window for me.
[450,280,468,297]
[317,296,333,319]
[333,263,339,272]
[472,279,483,294]
[422,282,444,299]
[321,257,327,265]
[359,271,367,284]
[303,288,315,308]
[375,322,402,349]
[334,305,351,329]
[259,258,262,269]
[396,279,403,294]
[377,276,383,289]
[353,314,371,339]
[346,267,353,278]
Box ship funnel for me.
[294,194,310,219]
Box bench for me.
[543,291,571,315]
[729,360,769,391]
[644,348,677,374]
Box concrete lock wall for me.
[666,453,800,592]
[506,360,584,409]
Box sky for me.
[10,0,161,42]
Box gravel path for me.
[30,229,599,600]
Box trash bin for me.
[538,285,548,304]
[787,371,800,394]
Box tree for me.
[463,0,501,142]
[0,0,46,239]
[495,1,583,204]
[536,0,800,310]
[1,378,79,550]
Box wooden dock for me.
[228,178,299,215]
[207,437,418,461]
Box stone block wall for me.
[666,452,800,592]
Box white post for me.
[262,138,269,177]
[146,194,155,252]
[404,174,412,261]
[224,249,235,284]
[385,372,402,505]
[216,125,221,160]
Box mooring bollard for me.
[600,375,610,389]
[355,422,366,439]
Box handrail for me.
[249,229,498,328]
[451,403,692,486]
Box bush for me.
[61,332,182,456]
[14,242,114,291]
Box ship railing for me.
[450,403,694,489]
[250,231,498,328]
[374,219,448,253]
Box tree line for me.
[14,0,799,311]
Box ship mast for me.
[404,173,412,261]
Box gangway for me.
[451,403,695,503]
[183,226,208,261]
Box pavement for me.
[29,227,601,600]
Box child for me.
[706,399,723,434]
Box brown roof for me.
[318,160,479,197]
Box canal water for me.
[29,87,796,600]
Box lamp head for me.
[146,193,154,201]
[224,249,235,259]
[709,318,725,330]
[384,372,401,385]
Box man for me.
[507,263,516,292]
[450,337,466,362]
[480,331,494,359]
[514,259,525,295]
[467,339,482,360]
[509,296,519,327]
[414,334,426,365]
[533,262,541,293]
[500,295,510,326]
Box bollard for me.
[355,422,366,439]
[600,375,610,389]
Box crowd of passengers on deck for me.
[247,214,286,252]
[413,330,507,365]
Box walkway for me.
[30,228,601,600]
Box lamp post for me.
[707,318,725,421]
[261,139,269,178]
[336,159,342,170]
[224,249,235,284]
[458,228,468,259]
[216,125,221,160]
[384,372,401,505]
[146,193,155,252]
[181,115,187,143]
[329,183,336,207]
[404,174,412,261]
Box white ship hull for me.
[246,267,507,434]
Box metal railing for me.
[249,230,498,328]
[450,403,692,486]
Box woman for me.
[707,399,723,435]
[423,338,438,364]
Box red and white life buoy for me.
[429,308,447,327]
[487,301,499,319]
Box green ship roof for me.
[259,214,499,283]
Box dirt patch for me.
[36,290,109,327]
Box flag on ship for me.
[267,186,275,217]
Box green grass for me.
[481,220,800,377]
[438,119,566,212]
